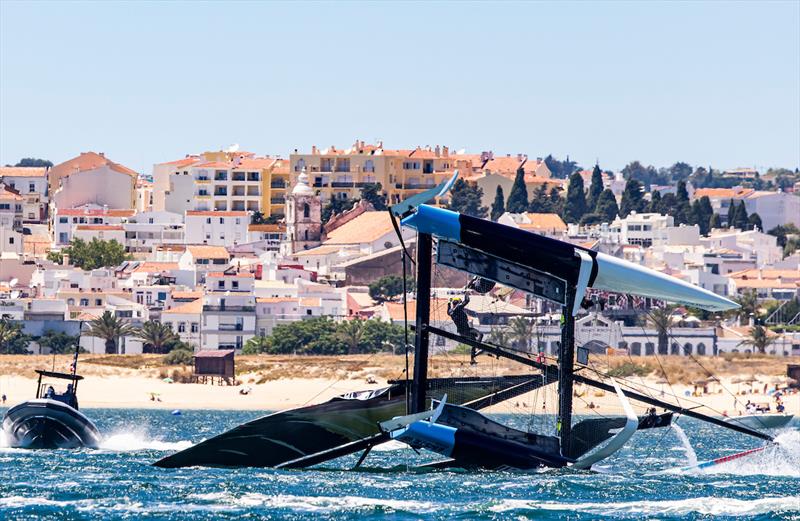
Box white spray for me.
[671,423,698,467]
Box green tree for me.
[668,162,693,182]
[0,319,31,354]
[548,187,563,215]
[621,161,665,190]
[505,167,529,213]
[648,306,675,355]
[619,179,645,217]
[46,238,131,270]
[594,189,619,222]
[543,154,580,179]
[85,311,136,354]
[337,318,366,354]
[15,157,53,168]
[508,317,535,350]
[738,325,776,354]
[766,224,800,248]
[562,172,587,224]
[268,317,346,355]
[674,180,691,224]
[242,335,271,354]
[733,200,749,230]
[733,290,760,325]
[322,197,353,224]
[747,212,763,231]
[447,179,487,218]
[37,330,80,354]
[361,319,405,353]
[164,348,194,365]
[368,275,415,303]
[135,321,180,354]
[360,183,387,211]
[726,199,737,227]
[528,184,550,213]
[648,190,663,213]
[586,164,604,211]
[709,213,722,230]
[490,185,505,221]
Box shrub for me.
[164,348,194,366]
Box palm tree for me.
[337,318,366,355]
[0,319,29,354]
[738,324,775,354]
[734,289,760,326]
[135,321,179,354]
[647,305,675,355]
[508,317,535,351]
[85,311,136,354]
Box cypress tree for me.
[548,187,563,215]
[699,196,714,226]
[490,185,505,221]
[674,180,691,224]
[587,164,604,211]
[748,212,763,231]
[619,179,645,217]
[562,172,587,223]
[733,200,749,230]
[506,167,528,213]
[447,179,488,218]
[528,184,549,213]
[595,189,620,223]
[648,190,662,213]
[726,199,737,227]
[709,213,722,231]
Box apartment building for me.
[123,211,185,253]
[201,271,257,351]
[156,150,288,217]
[289,140,457,205]
[184,210,249,246]
[0,166,49,223]
[0,185,24,254]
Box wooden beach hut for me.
[193,350,235,385]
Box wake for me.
[99,431,192,452]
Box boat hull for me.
[2,399,101,449]
[724,413,793,430]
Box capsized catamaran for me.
[155,172,773,471]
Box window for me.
[178,322,186,333]
[206,218,211,224]
[696,343,706,356]
[59,217,68,223]
[303,203,310,219]
[235,218,241,225]
[645,342,655,355]
[28,183,35,193]
[219,218,224,224]
[191,323,198,333]
[217,281,225,289]
[8,237,13,245]
[67,298,75,306]
[232,281,239,290]
[95,299,102,306]
[306,309,312,315]
[80,298,88,306]
[670,342,680,355]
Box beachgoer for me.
[1,393,5,404]
[45,386,55,399]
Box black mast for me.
[411,233,433,414]
[557,287,576,456]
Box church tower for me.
[283,168,322,255]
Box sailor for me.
[45,386,55,399]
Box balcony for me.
[232,173,247,181]
[214,189,228,196]
[196,177,211,183]
[247,173,260,182]
[203,305,255,313]
[331,182,355,188]
[270,197,285,205]
[246,187,260,196]
[270,180,287,188]
[214,174,228,181]
[232,187,246,197]
[219,323,244,331]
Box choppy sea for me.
[0,409,798,520]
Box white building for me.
[742,191,800,230]
[0,167,49,223]
[161,297,202,348]
[52,205,135,246]
[498,212,568,237]
[201,271,257,351]
[612,212,674,247]
[184,210,249,246]
[50,152,137,212]
[177,245,231,286]
[123,211,184,253]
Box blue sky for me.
[1,1,798,174]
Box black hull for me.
[2,399,101,449]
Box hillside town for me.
[1,141,798,359]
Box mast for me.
[557,287,576,455]
[410,232,433,414]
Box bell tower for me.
[283,168,322,255]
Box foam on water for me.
[490,496,800,517]
[99,431,192,452]
[701,429,800,477]
[189,492,437,514]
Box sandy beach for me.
[0,354,797,419]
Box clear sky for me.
[1,1,798,174]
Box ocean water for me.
[0,408,798,520]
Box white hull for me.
[724,413,794,430]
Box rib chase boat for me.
[156,172,776,473]
[2,362,101,449]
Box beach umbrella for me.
[163,377,174,384]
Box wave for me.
[490,496,800,517]
[99,432,192,452]
[188,492,437,514]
